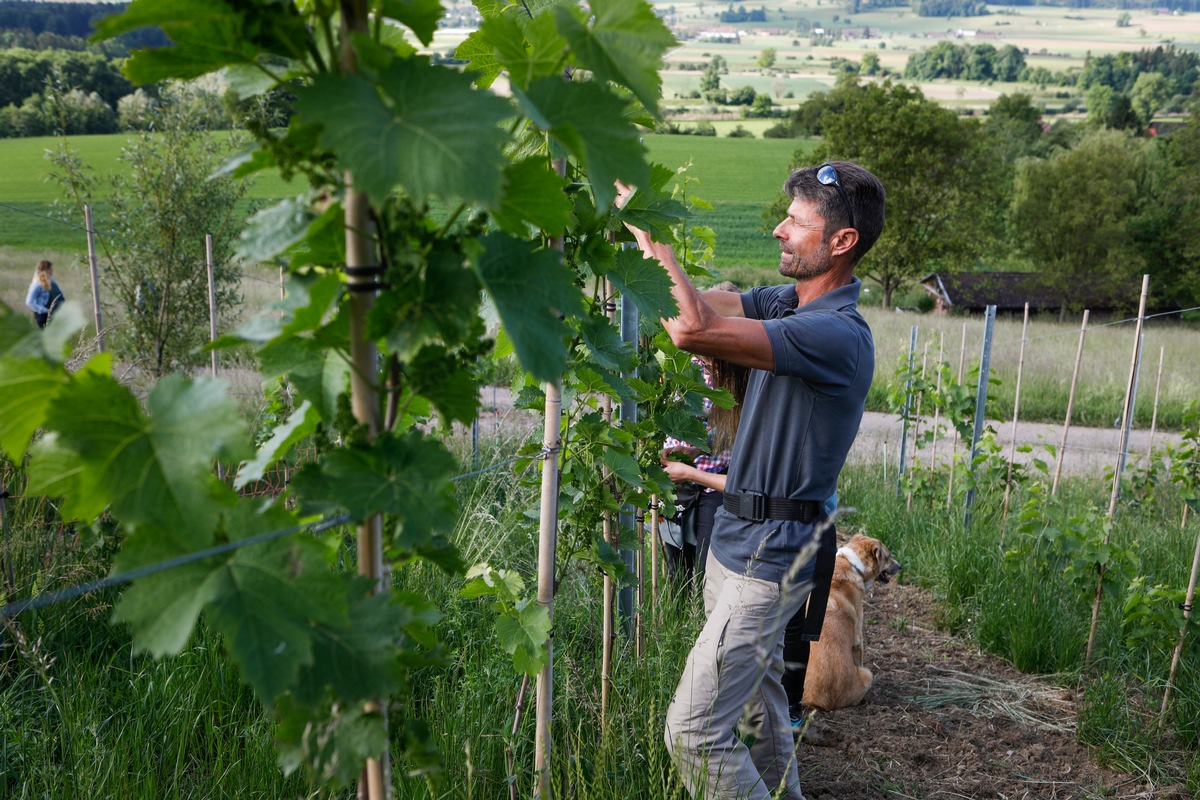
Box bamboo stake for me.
[1146,346,1165,462]
[83,204,105,352]
[649,497,660,605]
[600,278,616,727]
[533,152,568,800]
[341,6,388,798]
[205,234,218,377]
[897,325,918,496]
[506,674,531,800]
[1161,515,1200,716]
[930,332,945,471]
[1052,310,1090,496]
[1086,276,1150,662]
[635,507,645,659]
[1002,304,1031,528]
[533,380,562,800]
[906,340,930,513]
[963,306,997,529]
[946,322,968,509]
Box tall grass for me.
[863,307,1200,430]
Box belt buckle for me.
[736,491,766,523]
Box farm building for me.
[919,271,1177,318]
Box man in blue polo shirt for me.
[619,161,886,800]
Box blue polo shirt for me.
[708,278,874,584]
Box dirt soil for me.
[794,578,1188,800]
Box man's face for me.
[772,197,834,280]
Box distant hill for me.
[0,1,168,50]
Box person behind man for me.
[617,161,885,800]
[25,259,65,329]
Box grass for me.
[4,426,1199,796]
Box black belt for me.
[722,492,822,523]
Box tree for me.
[758,47,777,69]
[773,80,1001,308]
[1010,128,1147,318]
[1130,70,1169,126]
[860,51,880,76]
[983,92,1043,167]
[51,87,249,375]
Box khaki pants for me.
[665,551,813,799]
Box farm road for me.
[847,412,1183,478]
[476,385,1182,478]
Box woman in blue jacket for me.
[25,260,65,328]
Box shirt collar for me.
[782,276,863,313]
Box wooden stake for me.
[1146,346,1165,462]
[649,497,660,606]
[930,332,945,472]
[1161,516,1200,717]
[635,507,645,659]
[1087,275,1150,662]
[205,234,218,377]
[1052,310,1090,496]
[600,278,616,727]
[1002,304,1031,528]
[83,204,105,352]
[946,322,968,509]
[533,152,569,800]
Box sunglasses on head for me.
[817,162,855,231]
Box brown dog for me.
[801,533,902,711]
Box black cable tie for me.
[345,265,386,277]
[347,281,389,292]
[0,491,9,500]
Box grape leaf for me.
[607,246,679,323]
[381,0,444,47]
[492,157,573,237]
[485,11,568,90]
[578,313,637,373]
[554,0,676,116]
[296,60,511,205]
[495,600,551,676]
[0,358,67,461]
[42,372,248,534]
[290,431,459,535]
[515,78,649,209]
[473,231,579,382]
[236,400,320,489]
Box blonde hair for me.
[703,280,749,455]
[35,260,53,292]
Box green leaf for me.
[292,583,405,706]
[381,0,445,47]
[290,431,459,533]
[408,347,481,426]
[579,314,637,373]
[655,407,711,450]
[0,358,68,461]
[486,11,568,90]
[110,522,224,657]
[0,304,43,359]
[40,371,248,533]
[369,242,483,363]
[236,400,320,489]
[495,600,551,676]
[473,232,579,382]
[554,0,675,116]
[601,446,650,490]
[296,60,512,205]
[95,0,312,84]
[608,246,678,322]
[516,78,650,209]
[276,700,389,789]
[202,532,339,703]
[236,195,319,264]
[493,157,573,236]
[455,29,502,87]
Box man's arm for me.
[617,184,773,370]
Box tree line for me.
[761,76,1200,312]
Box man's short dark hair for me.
[783,161,886,264]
